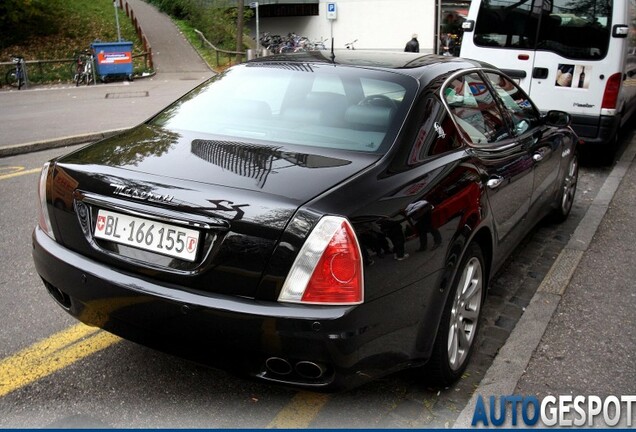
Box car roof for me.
[247,50,496,81]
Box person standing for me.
[404,33,420,52]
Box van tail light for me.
[602,73,622,109]
[37,162,56,240]
[278,216,363,305]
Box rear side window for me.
[474,0,611,60]
[408,97,462,164]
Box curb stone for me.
[453,135,636,428]
[0,129,130,158]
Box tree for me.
[0,0,61,46]
[236,0,244,62]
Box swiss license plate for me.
[94,209,200,262]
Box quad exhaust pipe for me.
[294,361,326,379]
[265,357,292,375]
[265,357,327,379]
[44,280,71,310]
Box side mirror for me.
[544,110,571,127]
[462,20,475,32]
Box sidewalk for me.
[454,133,636,427]
[125,0,211,75]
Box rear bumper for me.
[32,227,434,390]
[570,113,620,146]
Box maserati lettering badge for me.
[110,183,174,204]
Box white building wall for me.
[257,0,437,52]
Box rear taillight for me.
[37,162,56,240]
[278,216,363,305]
[601,73,622,109]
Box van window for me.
[473,0,612,60]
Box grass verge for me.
[0,0,150,86]
[173,19,247,72]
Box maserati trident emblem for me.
[110,183,174,204]
[434,122,446,139]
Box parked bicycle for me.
[345,39,358,50]
[72,49,95,86]
[5,55,27,90]
[259,32,327,53]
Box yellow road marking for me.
[1,321,331,427]
[0,167,40,181]
[0,166,25,175]
[267,391,330,428]
[0,323,120,397]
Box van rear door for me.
[460,0,538,94]
[462,0,613,118]
[528,0,613,119]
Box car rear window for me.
[150,63,417,153]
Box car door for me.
[484,71,562,218]
[442,70,534,261]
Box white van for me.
[460,0,636,161]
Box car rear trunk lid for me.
[48,127,379,299]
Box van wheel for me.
[424,242,485,387]
[551,153,578,223]
[599,134,618,166]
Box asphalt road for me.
[0,143,613,428]
[0,76,211,149]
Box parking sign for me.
[327,2,337,20]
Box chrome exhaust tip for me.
[44,280,71,310]
[295,361,326,379]
[265,357,293,375]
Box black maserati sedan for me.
[33,51,578,390]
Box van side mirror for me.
[543,110,571,127]
[462,20,475,32]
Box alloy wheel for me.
[561,155,578,216]
[447,256,483,371]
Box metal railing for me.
[0,52,152,82]
[193,29,247,67]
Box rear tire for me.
[424,242,485,387]
[5,70,17,87]
[551,153,578,223]
[74,65,83,86]
[85,64,93,86]
[598,134,618,167]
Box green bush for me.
[146,0,252,51]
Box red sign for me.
[97,51,132,65]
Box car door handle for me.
[487,176,504,189]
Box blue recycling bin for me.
[91,41,134,81]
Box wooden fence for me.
[118,0,153,69]
[193,29,247,67]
